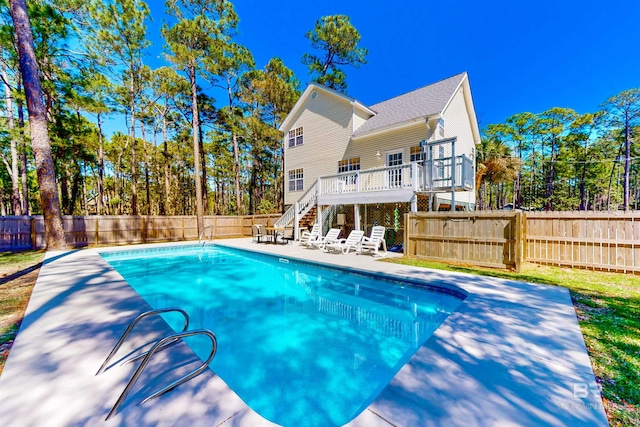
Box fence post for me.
[514,212,526,272]
[404,213,410,256]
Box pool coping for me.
[0,239,609,426]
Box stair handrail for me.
[106,329,217,420]
[274,182,317,228]
[274,203,296,229]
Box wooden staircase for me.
[299,206,317,231]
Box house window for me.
[338,157,360,173]
[410,146,424,164]
[288,127,303,148]
[387,150,403,188]
[288,168,304,191]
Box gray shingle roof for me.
[353,72,466,137]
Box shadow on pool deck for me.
[0,239,608,427]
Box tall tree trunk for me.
[227,81,242,214]
[2,65,21,215]
[189,65,204,234]
[0,185,6,216]
[17,79,28,214]
[545,136,556,211]
[162,113,170,215]
[579,137,589,210]
[606,143,624,210]
[198,117,207,214]
[130,75,138,215]
[140,120,151,215]
[232,131,241,213]
[69,165,81,215]
[82,163,88,215]
[96,112,105,215]
[515,141,522,209]
[623,117,631,211]
[9,0,66,249]
[60,170,69,213]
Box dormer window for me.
[288,127,303,148]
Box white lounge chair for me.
[252,224,264,243]
[309,228,341,250]
[300,224,321,247]
[360,226,387,256]
[325,230,365,254]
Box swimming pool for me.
[101,245,464,427]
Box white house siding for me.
[344,122,430,171]
[440,86,477,206]
[441,86,476,161]
[352,108,370,133]
[284,90,353,205]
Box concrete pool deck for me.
[0,239,608,427]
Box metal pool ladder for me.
[198,225,216,246]
[96,307,218,421]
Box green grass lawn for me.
[0,251,44,375]
[384,257,640,427]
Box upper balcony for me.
[317,154,474,205]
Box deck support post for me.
[316,177,321,230]
[451,138,456,212]
[410,195,418,213]
[294,201,300,240]
[354,204,361,231]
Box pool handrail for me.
[198,225,216,246]
[105,329,217,420]
[95,307,189,376]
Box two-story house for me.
[275,72,481,247]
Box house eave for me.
[351,114,439,140]
[440,73,481,145]
[279,83,375,132]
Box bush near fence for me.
[0,214,280,250]
[404,211,640,273]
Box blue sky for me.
[140,0,640,128]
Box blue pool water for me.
[101,245,463,427]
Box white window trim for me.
[385,149,404,166]
[288,127,303,148]
[288,168,304,192]
[338,157,361,174]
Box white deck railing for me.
[320,164,418,195]
[319,155,473,197]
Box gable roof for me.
[352,72,467,137]
[278,82,375,132]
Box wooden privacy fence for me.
[0,214,280,250]
[404,212,525,270]
[526,211,640,273]
[405,211,640,273]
